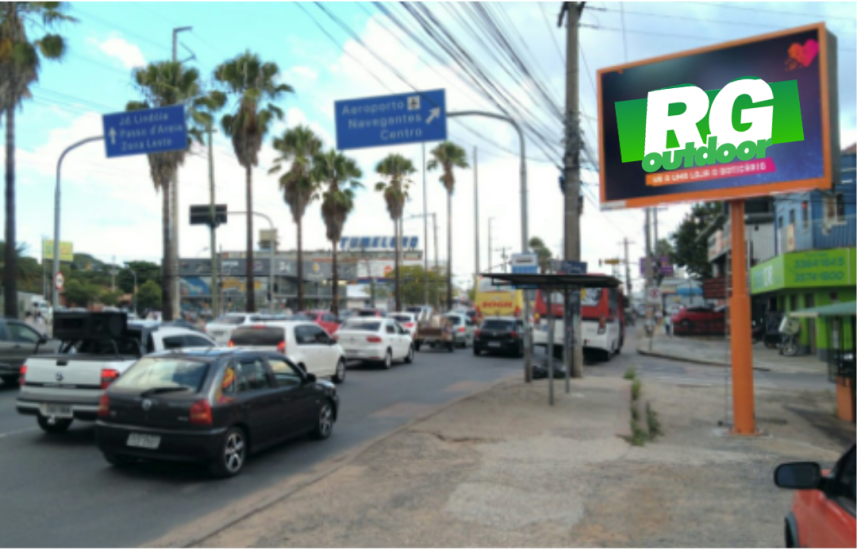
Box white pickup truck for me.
[16,312,217,433]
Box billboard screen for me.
[42,240,73,262]
[598,23,839,210]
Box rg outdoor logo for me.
[615,77,806,184]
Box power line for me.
[539,1,565,64]
[695,1,857,22]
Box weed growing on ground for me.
[631,403,640,423]
[631,378,642,401]
[629,421,648,446]
[646,402,663,439]
[623,367,637,380]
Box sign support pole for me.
[729,200,756,435]
[53,135,104,309]
[447,110,529,381]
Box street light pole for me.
[53,135,104,309]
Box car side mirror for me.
[304,372,317,384]
[38,334,48,344]
[774,462,821,490]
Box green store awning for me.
[788,301,857,319]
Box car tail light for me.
[510,331,518,338]
[100,368,120,389]
[228,340,234,347]
[367,336,382,343]
[98,394,110,417]
[19,365,27,387]
[404,322,414,328]
[475,329,481,338]
[189,399,212,425]
[598,316,606,335]
[276,341,286,354]
[458,327,465,333]
[514,306,521,317]
[332,333,340,341]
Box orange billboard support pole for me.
[729,200,756,435]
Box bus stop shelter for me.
[789,301,856,423]
[481,272,622,405]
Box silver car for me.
[443,313,477,348]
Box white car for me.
[228,321,347,383]
[204,312,279,346]
[389,312,417,337]
[334,318,414,369]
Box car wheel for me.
[414,340,421,352]
[37,415,72,434]
[209,427,247,478]
[1,374,17,386]
[404,345,414,364]
[383,349,393,369]
[312,400,335,440]
[102,452,135,468]
[332,358,346,384]
[448,342,455,352]
[516,342,524,358]
[473,346,481,356]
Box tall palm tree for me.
[427,142,469,311]
[215,51,293,312]
[269,125,321,312]
[0,2,75,316]
[128,61,205,321]
[313,149,362,315]
[375,154,416,311]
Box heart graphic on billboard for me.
[787,39,819,69]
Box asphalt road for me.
[0,348,521,547]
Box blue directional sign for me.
[335,89,447,150]
[102,105,188,158]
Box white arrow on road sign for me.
[426,108,441,125]
[108,127,116,145]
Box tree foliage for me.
[528,236,553,273]
[669,203,723,279]
[136,280,162,310]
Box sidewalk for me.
[183,375,850,548]
[637,326,828,375]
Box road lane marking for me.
[0,427,39,439]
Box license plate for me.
[488,342,501,348]
[40,404,72,418]
[127,433,161,449]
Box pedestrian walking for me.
[664,312,672,337]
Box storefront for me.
[750,247,856,359]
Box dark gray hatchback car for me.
[0,318,59,386]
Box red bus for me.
[533,281,625,361]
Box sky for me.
[1,1,855,291]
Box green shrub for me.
[623,367,637,380]
[631,378,642,401]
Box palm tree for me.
[375,154,416,311]
[128,61,205,321]
[529,236,553,273]
[269,125,321,312]
[215,51,293,312]
[313,149,362,315]
[0,2,75,316]
[427,142,469,311]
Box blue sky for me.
[3,1,855,288]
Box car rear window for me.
[445,315,462,324]
[342,321,381,331]
[391,315,412,323]
[481,320,515,330]
[357,310,379,317]
[230,326,285,346]
[214,315,246,325]
[111,358,210,392]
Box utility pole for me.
[488,217,495,274]
[170,26,192,320]
[620,238,634,306]
[422,142,429,307]
[207,124,219,318]
[644,209,655,348]
[495,246,511,272]
[473,147,480,292]
[560,2,584,378]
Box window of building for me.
[789,295,798,312]
[777,215,783,230]
[788,209,795,226]
[836,193,846,219]
[801,201,809,229]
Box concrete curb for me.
[153,373,520,548]
[636,347,771,372]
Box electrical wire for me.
[539,1,565,64]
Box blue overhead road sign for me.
[335,89,447,150]
[102,105,188,158]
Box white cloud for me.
[95,34,146,70]
[288,65,319,81]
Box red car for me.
[775,443,855,547]
[670,306,725,335]
[301,310,341,335]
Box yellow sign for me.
[42,240,73,262]
[221,278,262,292]
[603,258,622,265]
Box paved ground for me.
[0,348,521,547]
[196,333,850,548]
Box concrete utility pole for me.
[495,246,511,272]
[560,2,584,378]
[488,217,496,274]
[170,26,192,320]
[620,238,634,306]
[422,142,429,306]
[644,208,655,349]
[473,146,480,292]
